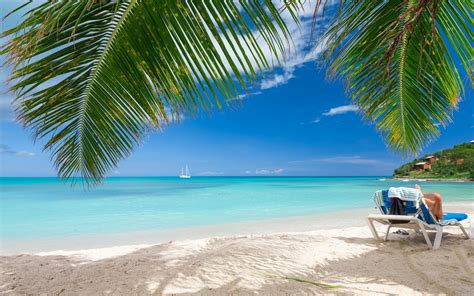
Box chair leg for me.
[433,226,443,250]
[384,225,391,241]
[458,223,470,239]
[417,221,432,249]
[367,218,380,240]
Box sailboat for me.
[179,165,191,179]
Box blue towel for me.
[381,190,390,214]
[419,203,437,224]
[443,212,468,222]
[419,202,468,225]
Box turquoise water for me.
[0,177,472,242]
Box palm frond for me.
[320,0,472,154]
[1,0,300,185]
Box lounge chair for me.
[367,190,471,249]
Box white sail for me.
[179,164,191,179]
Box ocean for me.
[0,177,472,252]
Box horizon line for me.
[0,175,390,178]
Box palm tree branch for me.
[320,0,468,154]
[78,0,138,177]
[1,0,301,185]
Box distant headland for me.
[392,142,474,181]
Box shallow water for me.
[0,177,472,244]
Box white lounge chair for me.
[367,190,471,249]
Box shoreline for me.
[1,207,373,255]
[391,177,473,182]
[1,201,472,256]
[1,202,472,295]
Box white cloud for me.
[0,145,13,154]
[314,156,382,165]
[288,155,393,166]
[198,171,224,176]
[257,31,329,90]
[244,170,252,174]
[311,155,388,165]
[237,91,262,100]
[260,71,294,89]
[15,150,35,157]
[322,105,358,116]
[255,168,284,175]
[305,104,357,125]
[0,145,35,157]
[256,0,339,90]
[208,1,337,91]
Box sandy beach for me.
[1,203,472,295]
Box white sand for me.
[1,203,473,295]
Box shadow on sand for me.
[1,231,472,295]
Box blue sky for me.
[0,1,472,177]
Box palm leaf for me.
[320,0,472,154]
[1,0,300,185]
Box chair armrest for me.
[367,214,418,221]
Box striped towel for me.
[388,187,423,203]
[373,190,387,214]
[373,189,420,215]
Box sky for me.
[0,1,472,177]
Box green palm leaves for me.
[320,0,472,154]
[2,0,299,184]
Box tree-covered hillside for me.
[393,142,474,180]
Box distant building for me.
[414,162,431,170]
[425,155,438,163]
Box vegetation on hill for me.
[393,143,474,180]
